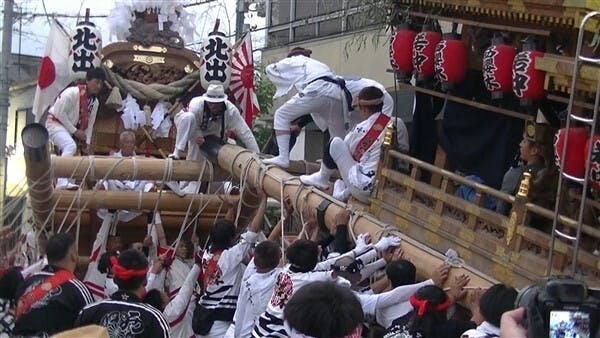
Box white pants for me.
[330,137,370,202]
[274,93,346,139]
[173,111,202,161]
[47,121,77,187]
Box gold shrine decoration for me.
[133,54,165,65]
[506,172,532,246]
[133,45,168,53]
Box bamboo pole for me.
[52,190,236,213]
[51,156,323,182]
[215,144,496,288]
[52,156,228,181]
[22,123,54,228]
[54,209,220,229]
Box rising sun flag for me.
[230,32,260,128]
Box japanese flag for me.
[230,32,260,127]
[33,19,71,122]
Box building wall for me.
[262,29,395,90]
[6,82,36,197]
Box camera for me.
[515,276,599,338]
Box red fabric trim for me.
[168,300,190,327]
[351,113,390,161]
[77,84,89,131]
[16,269,74,319]
[409,294,452,316]
[110,256,148,280]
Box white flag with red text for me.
[33,19,71,122]
[230,32,260,127]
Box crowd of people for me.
[1,195,531,338]
[0,49,545,337]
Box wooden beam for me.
[396,82,534,121]
[52,190,236,213]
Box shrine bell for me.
[512,40,545,106]
[555,127,589,180]
[412,25,441,81]
[390,24,416,82]
[482,36,516,99]
[434,33,467,91]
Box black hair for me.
[86,67,106,81]
[113,249,148,291]
[209,219,236,252]
[479,283,517,327]
[287,47,312,58]
[357,86,384,114]
[253,240,281,270]
[286,239,319,272]
[284,281,364,338]
[46,233,75,264]
[407,285,448,338]
[97,251,118,274]
[0,267,24,301]
[385,259,417,288]
[144,289,166,311]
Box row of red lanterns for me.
[390,25,545,103]
[555,128,600,190]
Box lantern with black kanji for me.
[555,127,589,180]
[68,12,102,81]
[512,40,545,106]
[585,135,600,190]
[412,25,441,81]
[390,24,416,82]
[200,31,232,89]
[434,33,466,91]
[482,36,516,99]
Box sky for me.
[3,0,266,57]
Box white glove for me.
[355,233,371,252]
[374,236,401,252]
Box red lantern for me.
[585,135,600,190]
[483,38,516,99]
[555,127,589,180]
[512,42,545,105]
[390,24,416,82]
[412,27,441,80]
[434,34,467,91]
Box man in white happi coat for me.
[97,130,154,223]
[300,86,391,203]
[170,84,259,160]
[342,76,394,128]
[45,67,105,189]
[263,47,353,168]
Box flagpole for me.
[0,0,14,221]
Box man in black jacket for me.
[75,249,170,338]
[13,233,94,336]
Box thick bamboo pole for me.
[51,156,323,182]
[22,123,53,228]
[216,144,497,288]
[52,190,236,213]
[52,156,228,181]
[54,209,220,229]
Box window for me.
[295,0,317,19]
[317,0,342,15]
[267,30,291,48]
[319,18,342,36]
[294,23,317,42]
[270,0,291,25]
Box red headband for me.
[110,256,148,281]
[409,294,452,316]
